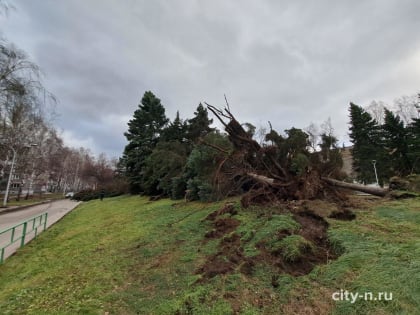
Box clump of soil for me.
[205,203,238,221]
[196,204,251,280]
[197,205,342,281]
[329,209,356,221]
[204,218,240,239]
[293,211,328,243]
[195,255,235,278]
[281,211,337,276]
[245,210,337,277]
[196,232,255,279]
[204,203,240,239]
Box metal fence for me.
[0,212,48,263]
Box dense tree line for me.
[122,90,420,200]
[119,91,224,200]
[349,96,419,185]
[120,91,347,201]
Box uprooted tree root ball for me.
[204,103,389,204]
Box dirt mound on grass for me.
[204,203,240,239]
[248,210,337,277]
[282,211,337,275]
[195,255,235,278]
[196,233,255,279]
[328,209,356,221]
[293,211,328,242]
[197,206,341,281]
[205,203,238,221]
[204,218,240,238]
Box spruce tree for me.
[186,103,214,142]
[161,111,187,142]
[121,91,168,193]
[142,140,188,196]
[407,116,420,173]
[348,103,386,184]
[184,131,231,201]
[382,109,411,175]
[143,111,189,197]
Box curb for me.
[0,200,56,215]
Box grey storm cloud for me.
[2,0,420,157]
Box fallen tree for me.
[204,103,388,205]
[321,177,387,197]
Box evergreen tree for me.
[161,111,187,142]
[143,111,189,197]
[317,133,344,178]
[284,128,309,157]
[142,141,188,196]
[348,103,387,184]
[407,116,420,173]
[382,109,411,175]
[186,103,214,142]
[184,131,231,201]
[121,91,168,193]
[283,128,310,176]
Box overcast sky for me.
[2,0,420,158]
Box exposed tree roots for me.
[205,103,388,205]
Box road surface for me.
[0,199,81,262]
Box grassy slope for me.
[0,195,419,314]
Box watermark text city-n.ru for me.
[332,289,393,304]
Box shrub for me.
[171,176,187,200]
[72,189,125,201]
[185,178,216,202]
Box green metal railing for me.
[0,212,48,263]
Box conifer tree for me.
[348,103,387,184]
[382,109,411,175]
[142,140,188,196]
[143,111,189,197]
[407,116,420,173]
[186,103,214,142]
[121,91,168,193]
[161,111,187,142]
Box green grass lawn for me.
[0,195,419,314]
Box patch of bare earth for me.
[197,204,250,279]
[195,203,353,312]
[251,210,338,277]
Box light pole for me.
[2,143,37,207]
[372,160,379,187]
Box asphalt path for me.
[0,199,81,262]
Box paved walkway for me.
[0,199,81,263]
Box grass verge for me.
[1,193,64,208]
[0,195,419,314]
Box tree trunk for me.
[248,172,389,197]
[322,177,388,197]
